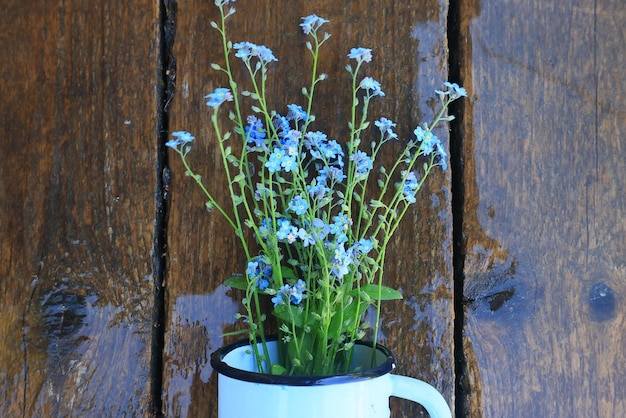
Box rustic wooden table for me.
[1,0,623,417]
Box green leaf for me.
[327,309,345,340]
[271,364,287,375]
[358,284,403,301]
[281,265,298,281]
[232,195,244,207]
[327,298,369,340]
[273,304,304,327]
[226,154,239,166]
[224,274,248,290]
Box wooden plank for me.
[458,0,626,416]
[0,1,159,415]
[164,0,455,416]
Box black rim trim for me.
[210,337,396,386]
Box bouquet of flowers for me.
[167,0,466,377]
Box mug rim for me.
[210,337,396,386]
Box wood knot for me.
[588,282,616,322]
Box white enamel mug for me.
[210,339,451,418]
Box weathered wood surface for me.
[0,0,159,416]
[164,0,454,417]
[458,0,626,416]
[3,0,624,416]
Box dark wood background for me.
[1,0,623,417]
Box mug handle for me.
[390,375,452,418]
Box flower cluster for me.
[246,255,272,291]
[167,1,465,377]
[272,280,307,307]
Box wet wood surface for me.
[0,0,159,416]
[457,0,626,416]
[1,0,624,417]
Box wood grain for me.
[0,0,159,415]
[164,0,455,416]
[458,0,626,416]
